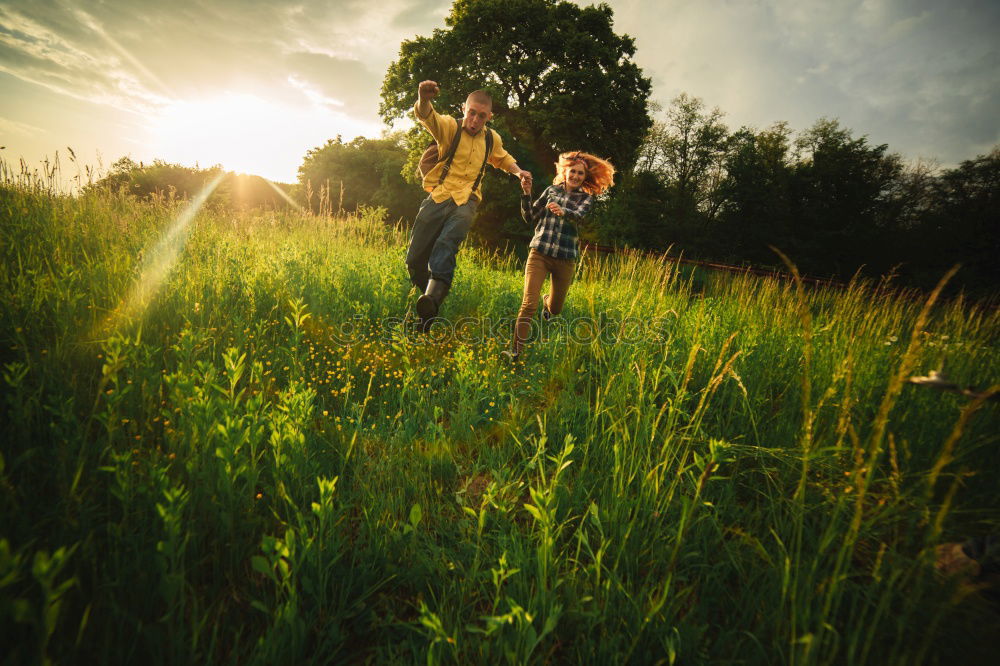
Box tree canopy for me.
[297,134,423,222]
[379,0,652,175]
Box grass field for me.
[1,172,998,665]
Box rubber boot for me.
[416,278,450,330]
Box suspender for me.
[435,116,464,185]
[471,129,494,195]
[437,119,495,194]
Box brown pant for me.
[513,249,575,353]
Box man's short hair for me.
[466,90,493,109]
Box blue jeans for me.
[405,196,477,289]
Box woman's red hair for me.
[553,151,615,196]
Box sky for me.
[1,0,997,184]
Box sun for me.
[148,90,383,182]
[149,93,295,179]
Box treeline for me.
[89,142,424,224]
[90,157,296,209]
[594,95,1000,294]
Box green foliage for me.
[590,171,671,250]
[789,118,904,275]
[901,148,1000,291]
[89,157,296,210]
[296,133,424,223]
[93,157,225,200]
[636,94,731,226]
[621,95,999,296]
[380,0,653,173]
[717,122,797,263]
[1,173,998,664]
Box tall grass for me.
[1,168,997,664]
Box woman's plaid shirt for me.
[521,185,594,260]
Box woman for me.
[502,151,615,361]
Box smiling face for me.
[563,160,587,191]
[461,95,492,135]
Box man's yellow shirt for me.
[414,102,519,205]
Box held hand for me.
[546,202,564,216]
[418,80,440,102]
[519,170,532,195]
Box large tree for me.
[379,0,652,176]
[637,94,730,225]
[629,94,730,255]
[718,123,795,263]
[788,119,903,276]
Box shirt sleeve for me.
[413,101,457,147]
[520,194,533,224]
[527,187,550,222]
[487,131,518,173]
[561,193,593,221]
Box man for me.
[407,80,532,326]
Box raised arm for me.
[415,80,438,119]
[413,80,456,146]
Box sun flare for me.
[150,94,293,178]
[148,90,379,182]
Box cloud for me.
[610,0,1000,163]
[1,0,995,168]
[285,51,380,117]
[0,0,447,118]
[0,115,46,138]
[0,3,167,112]
[390,0,452,29]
